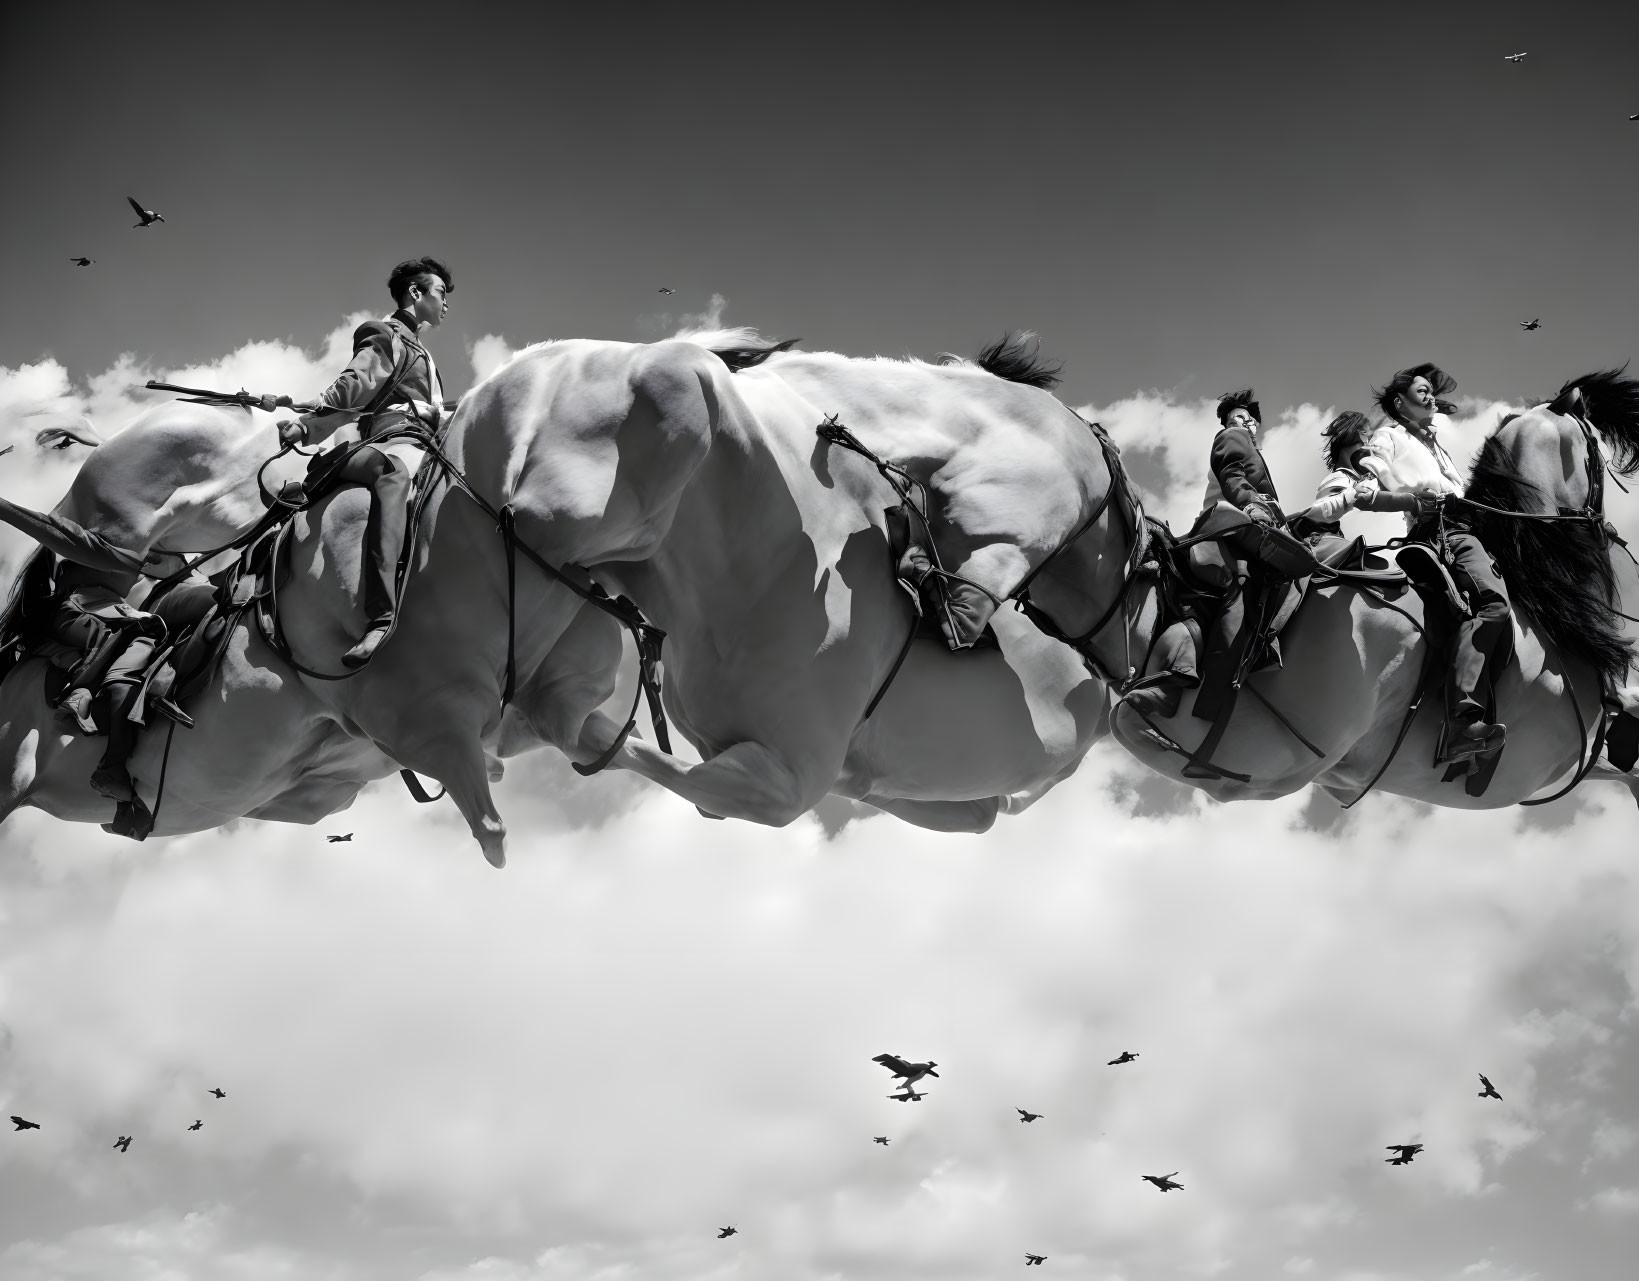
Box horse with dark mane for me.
[1024,368,1639,812]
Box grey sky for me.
[2,1,1635,409]
[3,1,1639,1279]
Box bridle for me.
[1010,419,1157,689]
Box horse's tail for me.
[0,546,57,689]
[1554,366,1639,474]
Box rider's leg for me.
[1120,620,1201,721]
[1443,531,1511,756]
[330,447,411,668]
[87,636,159,803]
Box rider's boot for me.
[59,685,99,734]
[1441,615,1508,762]
[89,681,141,804]
[342,460,411,669]
[1120,621,1201,721]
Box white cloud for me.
[0,1207,353,1281]
[4,336,1639,1280]
[468,334,516,384]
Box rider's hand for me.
[276,418,306,447]
[1246,505,1274,526]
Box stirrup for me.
[154,697,195,728]
[342,623,392,669]
[1438,720,1506,766]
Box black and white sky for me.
[2,1,1639,1279]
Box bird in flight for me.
[1477,1074,1503,1100]
[873,1135,890,1145]
[873,1053,939,1088]
[113,1135,132,1152]
[1107,1051,1139,1065]
[658,287,674,295]
[1142,1172,1183,1192]
[127,197,165,227]
[188,1120,203,1131]
[10,1116,40,1131]
[1025,1253,1047,1266]
[1017,1108,1042,1123]
[326,833,353,843]
[1519,318,1541,331]
[1385,1143,1423,1165]
[209,1088,226,1099]
[1503,52,1527,62]
[717,1226,737,1239]
[69,257,95,266]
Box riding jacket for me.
[1201,424,1284,519]
[1358,415,1466,534]
[302,308,444,446]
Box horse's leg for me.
[0,495,145,573]
[616,737,834,827]
[862,794,1002,833]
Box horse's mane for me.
[1465,375,1639,685]
[670,326,802,372]
[943,331,1064,389]
[1553,365,1639,474]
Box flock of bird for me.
[10,1086,226,1153]
[704,1055,1510,1265]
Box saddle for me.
[1150,509,1514,794]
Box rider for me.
[276,256,452,668]
[1288,410,1377,548]
[1123,388,1287,721]
[1355,362,1512,763]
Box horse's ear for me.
[1549,384,1586,418]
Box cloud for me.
[679,292,727,332]
[467,335,516,384]
[4,333,1639,1280]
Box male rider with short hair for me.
[276,256,452,668]
[1123,388,1286,721]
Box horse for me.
[0,331,1115,861]
[1017,369,1639,812]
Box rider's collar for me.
[390,307,422,334]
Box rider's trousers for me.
[1419,524,1511,723]
[332,446,411,628]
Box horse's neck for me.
[1026,511,1153,683]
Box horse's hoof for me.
[478,821,507,869]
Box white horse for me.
[1017,370,1639,812]
[1,331,1115,861]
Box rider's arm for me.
[1352,451,1429,513]
[291,320,398,446]
[1294,473,1360,523]
[1209,429,1281,521]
